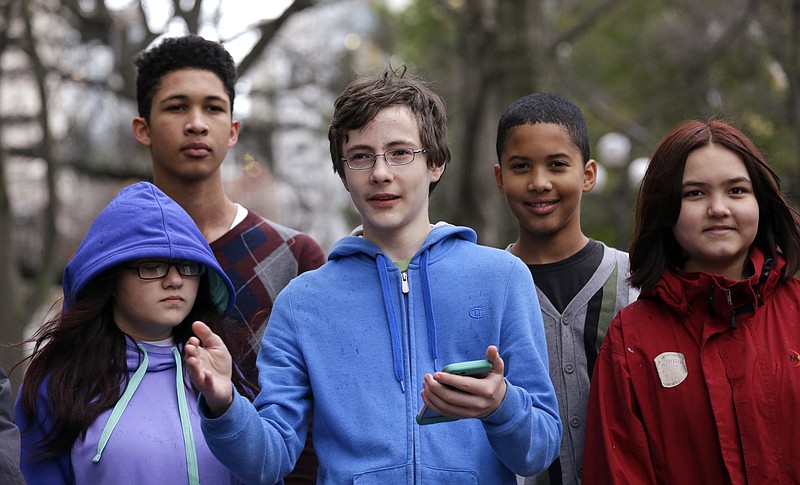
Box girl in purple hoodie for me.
[15,182,255,485]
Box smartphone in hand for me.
[415,359,492,425]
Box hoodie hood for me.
[328,222,477,391]
[329,221,476,261]
[63,182,235,313]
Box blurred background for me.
[2,0,800,386]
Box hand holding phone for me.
[415,359,492,425]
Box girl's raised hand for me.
[185,320,234,417]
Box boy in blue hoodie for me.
[186,67,561,484]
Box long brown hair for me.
[16,266,257,459]
[630,119,800,290]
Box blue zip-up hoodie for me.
[16,182,240,485]
[201,223,562,484]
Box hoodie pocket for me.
[353,464,478,484]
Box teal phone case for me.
[415,359,493,425]
[441,359,492,377]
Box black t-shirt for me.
[528,239,603,314]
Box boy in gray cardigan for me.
[493,93,638,485]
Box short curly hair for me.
[496,93,590,165]
[133,35,237,121]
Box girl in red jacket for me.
[583,120,800,484]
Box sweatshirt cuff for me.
[199,385,247,438]
[480,377,521,427]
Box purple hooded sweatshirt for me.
[15,182,241,485]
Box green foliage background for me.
[375,0,800,251]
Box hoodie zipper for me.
[400,269,418,481]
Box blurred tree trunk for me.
[785,0,800,195]
[0,0,63,386]
[444,0,628,246]
[0,0,22,377]
[21,0,60,346]
[749,0,800,196]
[450,1,500,242]
[457,0,540,246]
[0,0,317,386]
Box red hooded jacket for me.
[583,248,800,484]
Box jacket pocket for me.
[353,464,478,484]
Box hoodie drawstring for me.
[93,344,200,485]
[172,347,200,485]
[376,254,405,393]
[375,250,441,392]
[419,251,440,372]
[93,343,148,464]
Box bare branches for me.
[236,0,316,76]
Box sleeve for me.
[582,313,656,484]
[481,258,562,476]
[200,287,311,485]
[292,234,326,273]
[14,377,72,485]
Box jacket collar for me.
[644,248,782,345]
